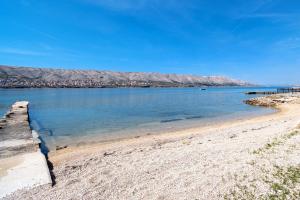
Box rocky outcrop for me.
[245,94,300,107]
[0,65,250,88]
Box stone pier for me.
[0,101,52,198]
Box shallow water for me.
[0,87,276,149]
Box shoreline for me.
[48,98,281,165]
[48,106,275,150]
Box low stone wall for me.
[0,102,40,158]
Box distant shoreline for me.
[0,65,250,88]
[0,85,253,89]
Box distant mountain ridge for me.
[0,65,250,88]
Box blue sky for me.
[0,0,300,85]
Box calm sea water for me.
[0,87,276,149]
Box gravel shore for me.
[3,94,300,200]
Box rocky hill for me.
[0,65,250,88]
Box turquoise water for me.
[0,87,276,149]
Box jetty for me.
[246,87,300,95]
[277,87,300,93]
[0,101,52,198]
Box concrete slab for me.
[0,101,52,198]
[0,150,52,198]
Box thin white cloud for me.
[84,0,151,11]
[26,27,58,41]
[83,0,186,12]
[0,48,47,56]
[240,13,291,19]
[82,0,199,43]
[231,0,275,32]
[20,0,32,7]
[275,37,300,50]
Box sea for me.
[0,87,276,150]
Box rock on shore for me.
[245,94,300,107]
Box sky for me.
[0,0,300,85]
